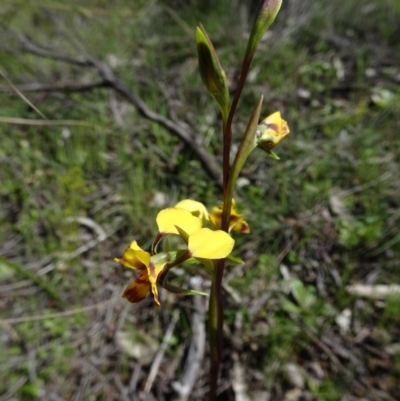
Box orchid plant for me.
[114,1,288,399]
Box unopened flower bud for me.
[256,111,289,159]
[245,0,282,63]
[196,24,230,121]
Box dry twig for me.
[15,34,222,186]
[346,284,400,300]
[144,310,180,394]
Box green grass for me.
[1,0,400,400]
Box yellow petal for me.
[174,199,210,220]
[188,228,234,259]
[115,240,150,270]
[209,199,250,233]
[156,208,202,235]
[143,260,167,306]
[148,258,166,279]
[209,205,222,229]
[262,111,281,125]
[227,206,250,233]
[122,272,151,303]
[230,218,250,233]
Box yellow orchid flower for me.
[157,207,235,259]
[257,112,289,147]
[256,112,289,159]
[114,241,168,306]
[209,199,250,233]
[115,232,234,305]
[157,206,235,265]
[115,205,236,306]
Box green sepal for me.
[159,271,208,297]
[162,237,170,252]
[162,281,208,297]
[194,257,214,272]
[226,254,244,265]
[151,251,171,265]
[154,250,184,269]
[175,225,189,245]
[267,150,280,160]
[257,143,280,159]
[167,249,187,264]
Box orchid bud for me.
[245,0,282,64]
[256,111,289,159]
[196,24,230,122]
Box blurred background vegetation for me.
[1,0,399,400]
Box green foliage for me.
[281,279,335,318]
[336,216,384,248]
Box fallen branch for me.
[0,80,110,93]
[16,34,222,186]
[144,310,180,394]
[346,284,400,300]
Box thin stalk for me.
[209,43,256,401]
[222,57,253,197]
[210,29,258,401]
[208,265,221,401]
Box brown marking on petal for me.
[123,280,150,303]
[210,214,222,229]
[229,214,241,224]
[237,221,250,233]
[122,270,152,303]
[229,215,250,233]
[259,122,279,132]
[135,276,149,285]
[148,261,157,280]
[123,288,148,303]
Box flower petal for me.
[209,200,250,233]
[122,272,151,303]
[115,240,150,270]
[146,260,167,306]
[174,199,210,221]
[156,208,202,235]
[188,228,234,259]
[209,205,222,229]
[229,214,250,233]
